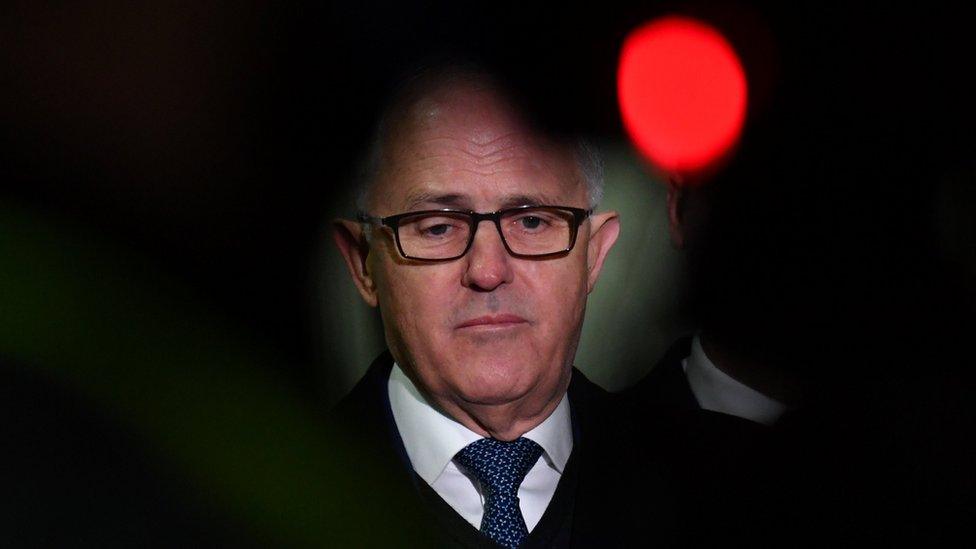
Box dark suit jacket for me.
[328,351,694,548]
[621,335,969,546]
[621,335,697,411]
[618,337,801,546]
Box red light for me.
[618,16,748,177]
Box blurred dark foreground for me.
[2,1,974,546]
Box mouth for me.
[456,314,529,330]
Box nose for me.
[461,219,514,291]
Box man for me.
[623,178,799,426]
[620,55,966,542]
[330,65,629,547]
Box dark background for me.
[1,1,973,544]
[3,1,973,391]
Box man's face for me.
[338,83,618,426]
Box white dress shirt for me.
[388,363,573,532]
[683,334,788,426]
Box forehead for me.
[372,83,586,212]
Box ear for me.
[666,179,687,250]
[332,219,379,307]
[584,210,621,294]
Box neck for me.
[436,379,569,441]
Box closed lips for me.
[456,314,528,328]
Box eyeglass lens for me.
[395,207,576,259]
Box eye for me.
[414,216,465,239]
[515,214,552,232]
[425,223,451,236]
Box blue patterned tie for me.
[454,437,544,548]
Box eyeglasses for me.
[358,205,592,261]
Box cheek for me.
[519,258,589,344]
[376,262,458,340]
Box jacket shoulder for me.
[331,350,394,421]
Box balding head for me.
[357,65,603,214]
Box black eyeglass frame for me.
[357,205,593,261]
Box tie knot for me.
[455,437,544,498]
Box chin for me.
[454,360,535,405]
[458,382,527,405]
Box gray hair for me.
[575,137,605,209]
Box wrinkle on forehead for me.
[409,83,532,141]
[372,80,585,211]
[416,133,537,166]
[403,95,552,169]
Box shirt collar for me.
[388,363,573,486]
[683,333,788,426]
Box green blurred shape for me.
[0,202,426,546]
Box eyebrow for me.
[402,191,470,211]
[400,190,564,212]
[497,193,560,209]
[403,191,561,212]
